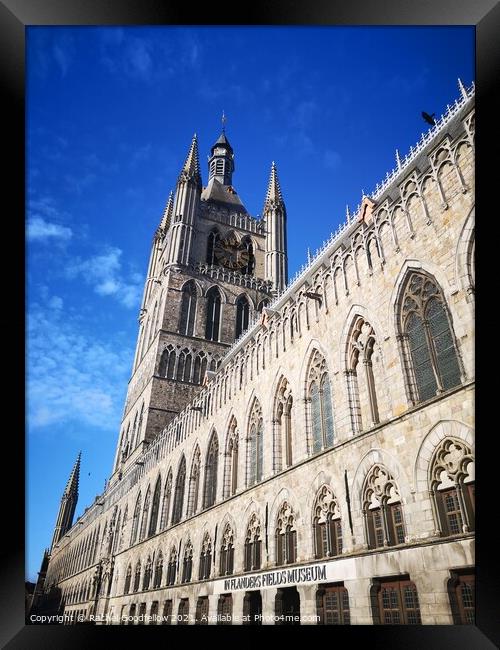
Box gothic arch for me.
[223,415,239,498]
[342,309,385,433]
[454,205,475,295]
[271,372,294,472]
[392,263,466,404]
[414,420,474,494]
[351,447,412,512]
[203,429,219,508]
[298,337,336,392]
[390,259,458,332]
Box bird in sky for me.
[422,111,436,126]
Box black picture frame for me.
[5,0,498,646]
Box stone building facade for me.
[35,82,475,626]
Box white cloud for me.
[66,247,143,309]
[27,295,134,433]
[27,217,73,242]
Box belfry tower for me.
[50,452,81,550]
[110,127,288,482]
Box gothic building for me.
[33,81,475,626]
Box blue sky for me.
[26,26,474,581]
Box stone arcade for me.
[32,81,475,626]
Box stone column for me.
[296,584,318,625]
[207,593,219,625]
[261,587,278,625]
[231,591,245,625]
[345,577,373,624]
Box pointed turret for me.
[178,133,201,187]
[160,190,174,232]
[64,451,81,498]
[50,453,81,550]
[264,161,284,208]
[263,162,288,292]
[166,134,203,266]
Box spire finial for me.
[307,247,312,264]
[346,204,351,223]
[396,149,402,170]
[221,110,226,133]
[264,160,284,209]
[458,77,468,100]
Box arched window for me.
[235,294,250,339]
[171,456,186,525]
[130,492,142,545]
[207,229,220,265]
[111,510,121,554]
[166,547,177,586]
[139,487,151,541]
[205,287,222,341]
[187,447,201,516]
[160,471,172,530]
[240,236,254,275]
[203,432,219,509]
[316,584,350,625]
[179,281,198,336]
[142,557,152,590]
[247,399,263,486]
[133,562,141,592]
[118,506,127,551]
[275,502,297,566]
[244,514,262,572]
[313,486,342,558]
[223,418,238,498]
[363,466,406,549]
[346,316,379,433]
[193,352,207,384]
[159,345,176,379]
[257,299,269,313]
[274,377,293,472]
[399,272,462,403]
[430,438,474,535]
[182,541,193,583]
[131,413,138,450]
[219,524,234,576]
[372,577,422,625]
[148,476,161,537]
[153,552,163,589]
[307,350,335,454]
[199,533,212,580]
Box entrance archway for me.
[243,590,262,625]
[275,587,300,625]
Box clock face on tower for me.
[214,237,250,270]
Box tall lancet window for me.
[205,287,222,341]
[223,418,238,498]
[179,281,198,336]
[241,236,254,275]
[235,294,250,339]
[206,230,220,265]
[187,447,201,516]
[148,476,162,538]
[307,350,335,454]
[247,399,263,486]
[203,431,219,509]
[274,377,293,471]
[346,316,380,434]
[398,272,462,403]
[171,456,186,525]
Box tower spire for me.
[50,452,81,550]
[263,161,287,292]
[64,451,81,498]
[160,190,174,231]
[179,133,201,185]
[264,161,284,209]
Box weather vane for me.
[222,110,227,133]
